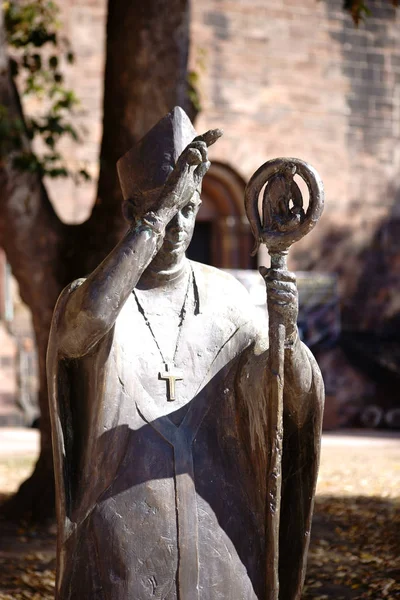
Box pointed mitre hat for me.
[117,106,198,200]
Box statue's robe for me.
[47,261,324,600]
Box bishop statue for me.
[47,107,324,600]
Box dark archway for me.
[187,162,256,269]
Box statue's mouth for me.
[164,235,186,248]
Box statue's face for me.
[156,191,202,269]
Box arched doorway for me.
[187,162,256,269]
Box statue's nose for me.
[167,211,184,232]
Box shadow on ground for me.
[0,495,56,599]
[0,493,399,599]
[304,495,400,599]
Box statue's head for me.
[117,107,202,271]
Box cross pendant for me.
[159,362,184,401]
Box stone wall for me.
[191,0,400,328]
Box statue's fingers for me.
[268,287,297,301]
[186,147,203,166]
[194,160,211,185]
[267,280,297,294]
[267,290,296,304]
[267,268,297,283]
[194,128,223,148]
[187,140,208,162]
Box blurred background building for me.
[1,0,400,429]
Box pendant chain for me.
[132,264,194,365]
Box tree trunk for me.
[0,0,192,521]
[86,0,194,271]
[0,7,65,520]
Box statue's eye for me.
[182,204,195,217]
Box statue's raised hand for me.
[124,129,223,231]
[156,128,223,225]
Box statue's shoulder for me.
[190,261,255,312]
[59,277,87,300]
[190,261,267,348]
[51,277,87,323]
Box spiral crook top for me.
[244,157,324,256]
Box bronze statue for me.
[47,107,324,600]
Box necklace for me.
[132,265,194,402]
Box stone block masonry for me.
[191,0,400,332]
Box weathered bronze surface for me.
[245,157,324,600]
[47,106,324,600]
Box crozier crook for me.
[244,158,324,600]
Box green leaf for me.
[3,1,87,183]
[343,1,373,25]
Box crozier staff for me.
[245,157,324,600]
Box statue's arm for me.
[56,130,220,358]
[282,334,323,425]
[56,224,165,358]
[260,265,323,425]
[279,339,324,600]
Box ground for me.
[304,432,400,600]
[0,429,399,599]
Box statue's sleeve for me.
[46,280,86,545]
[235,339,324,600]
[279,343,324,600]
